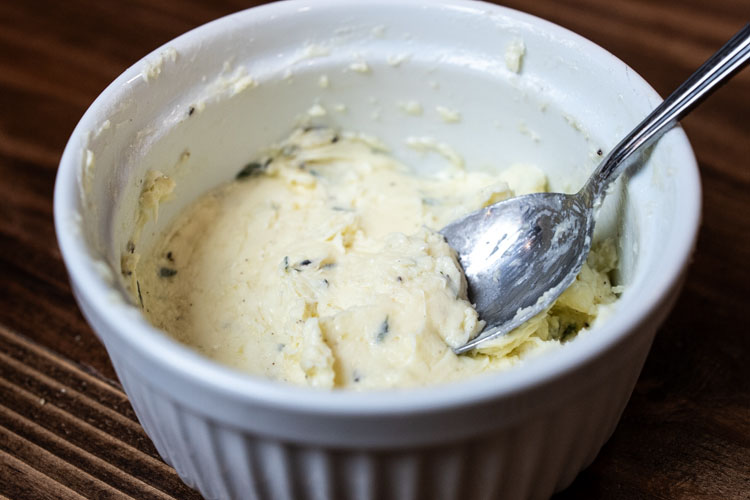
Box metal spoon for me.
[443,24,750,355]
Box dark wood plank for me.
[0,449,87,500]
[0,325,201,500]
[0,425,132,499]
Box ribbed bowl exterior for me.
[54,2,701,498]
[105,326,654,500]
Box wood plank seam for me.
[0,377,188,495]
[0,403,179,500]
[0,449,88,500]
[0,325,131,404]
[0,350,146,437]
[0,425,139,500]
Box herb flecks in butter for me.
[135,127,620,390]
[159,267,178,278]
[375,317,390,343]
[136,280,143,308]
[236,160,267,180]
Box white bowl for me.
[54,1,701,498]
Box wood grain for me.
[1,0,748,498]
[0,326,201,499]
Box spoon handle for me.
[584,23,750,205]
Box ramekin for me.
[54,1,701,499]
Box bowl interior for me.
[57,0,699,409]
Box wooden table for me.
[1,1,748,498]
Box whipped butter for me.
[132,128,619,389]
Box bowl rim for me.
[53,0,701,418]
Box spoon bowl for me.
[448,23,750,353]
[443,191,593,354]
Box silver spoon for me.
[443,24,750,355]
